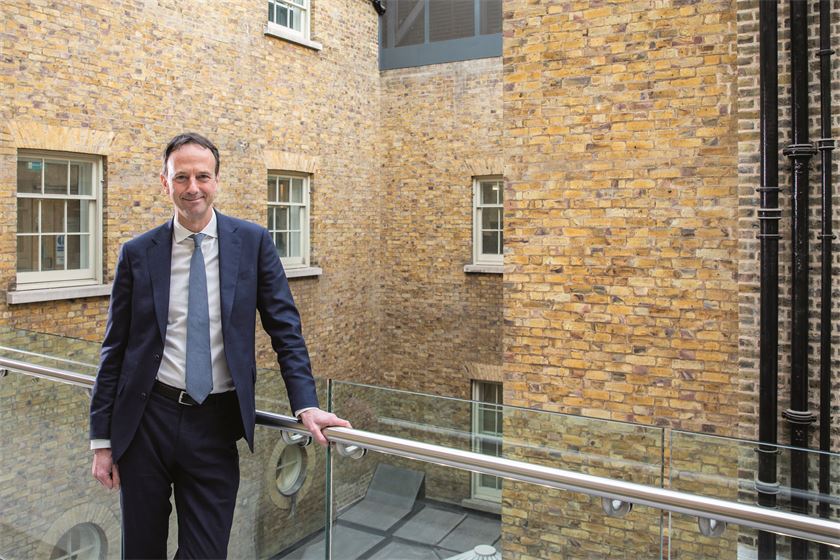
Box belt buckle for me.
[177,391,195,406]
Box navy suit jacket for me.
[89,210,319,461]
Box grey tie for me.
[186,233,213,403]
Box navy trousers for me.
[118,389,244,559]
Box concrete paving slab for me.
[339,463,425,531]
[366,540,444,560]
[393,506,466,545]
[436,514,500,553]
[278,524,383,560]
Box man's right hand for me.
[92,448,120,490]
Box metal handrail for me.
[2,356,839,548]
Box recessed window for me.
[267,173,310,268]
[473,177,504,266]
[16,152,103,290]
[471,380,503,503]
[275,444,308,496]
[50,522,107,560]
[268,0,309,38]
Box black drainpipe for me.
[817,1,834,558]
[781,2,817,558]
[757,1,780,557]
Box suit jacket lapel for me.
[147,220,173,344]
[217,211,241,333]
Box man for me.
[89,132,350,559]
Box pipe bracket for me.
[817,48,835,57]
[782,408,817,424]
[783,143,817,158]
[755,478,781,496]
[819,233,837,240]
[757,233,782,239]
[816,138,835,150]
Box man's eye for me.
[174,175,188,182]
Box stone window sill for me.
[464,264,503,274]
[285,266,323,279]
[264,24,322,51]
[7,284,113,304]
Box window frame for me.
[267,0,311,41]
[472,176,504,266]
[15,150,104,291]
[471,380,503,503]
[267,171,311,269]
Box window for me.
[16,152,103,290]
[267,173,310,268]
[471,380,503,503]
[473,177,503,266]
[379,0,502,70]
[275,444,308,496]
[268,0,309,38]
[51,523,107,560]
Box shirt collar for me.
[173,211,218,244]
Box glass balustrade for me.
[1,328,837,560]
[668,430,840,560]
[328,381,666,559]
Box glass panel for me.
[330,382,665,559]
[41,200,65,233]
[395,0,425,47]
[67,200,87,233]
[481,231,498,255]
[278,178,290,203]
[66,234,88,270]
[44,160,68,195]
[480,0,502,35]
[267,177,277,203]
[290,179,303,203]
[267,207,275,231]
[268,0,274,22]
[17,198,38,233]
[41,235,64,271]
[481,181,501,205]
[430,0,475,42]
[289,232,301,258]
[277,5,288,27]
[17,158,42,193]
[290,206,301,231]
[17,236,37,272]
[275,232,288,257]
[482,208,501,230]
[668,431,840,559]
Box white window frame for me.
[267,0,310,40]
[15,151,103,291]
[471,380,503,503]
[267,172,311,269]
[472,176,504,266]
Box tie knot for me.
[191,233,206,248]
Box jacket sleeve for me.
[89,244,133,440]
[255,227,319,413]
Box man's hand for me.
[92,448,120,490]
[298,408,352,447]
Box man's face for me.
[160,143,218,232]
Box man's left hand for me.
[298,408,352,447]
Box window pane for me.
[482,231,499,255]
[289,232,301,257]
[69,162,91,196]
[395,0,425,47]
[44,161,68,195]
[267,208,275,230]
[67,234,86,269]
[17,236,37,272]
[275,232,288,257]
[278,5,288,26]
[42,200,65,233]
[277,206,289,230]
[480,0,502,35]
[268,1,274,22]
[291,179,303,203]
[482,208,501,230]
[67,200,90,233]
[430,0,474,42]
[278,178,290,202]
[481,181,501,205]
[42,235,64,271]
[17,199,38,233]
[499,231,504,253]
[267,177,277,202]
[290,206,301,230]
[17,159,42,193]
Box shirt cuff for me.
[294,406,318,420]
[91,439,111,450]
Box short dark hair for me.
[162,132,220,176]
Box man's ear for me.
[160,172,169,196]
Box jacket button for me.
[140,392,147,399]
[154,354,161,360]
